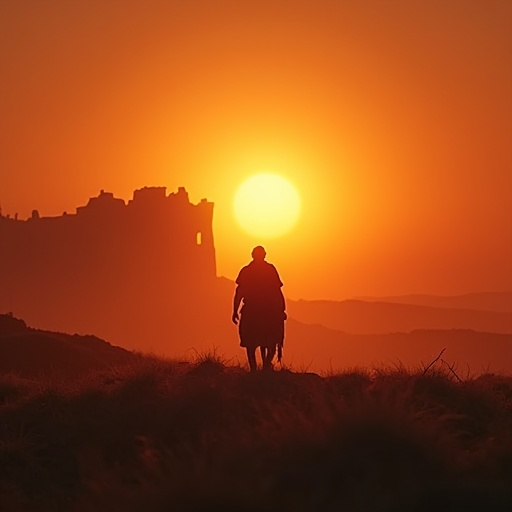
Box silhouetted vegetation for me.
[1,354,512,512]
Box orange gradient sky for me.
[1,0,511,300]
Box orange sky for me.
[1,0,511,300]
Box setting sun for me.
[233,173,301,239]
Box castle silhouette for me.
[0,187,221,350]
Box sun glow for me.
[233,173,301,238]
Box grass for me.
[1,355,512,511]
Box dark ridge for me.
[0,313,134,379]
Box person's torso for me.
[238,262,282,309]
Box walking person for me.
[232,246,286,371]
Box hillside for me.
[0,314,134,379]
[1,355,512,511]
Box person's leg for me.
[263,345,276,371]
[246,347,257,372]
[259,346,266,369]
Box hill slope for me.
[0,314,134,379]
[1,357,512,511]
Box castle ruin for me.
[0,187,219,349]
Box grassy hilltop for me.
[1,354,512,512]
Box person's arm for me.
[279,288,287,320]
[232,286,243,324]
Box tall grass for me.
[1,355,511,511]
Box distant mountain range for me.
[284,319,512,375]
[354,291,512,312]
[219,279,512,333]
[282,291,512,373]
[286,298,512,335]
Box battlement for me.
[0,186,214,223]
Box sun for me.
[233,173,301,238]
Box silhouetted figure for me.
[232,246,286,371]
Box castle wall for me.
[0,187,218,346]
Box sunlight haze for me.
[1,0,511,300]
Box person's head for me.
[251,246,266,261]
